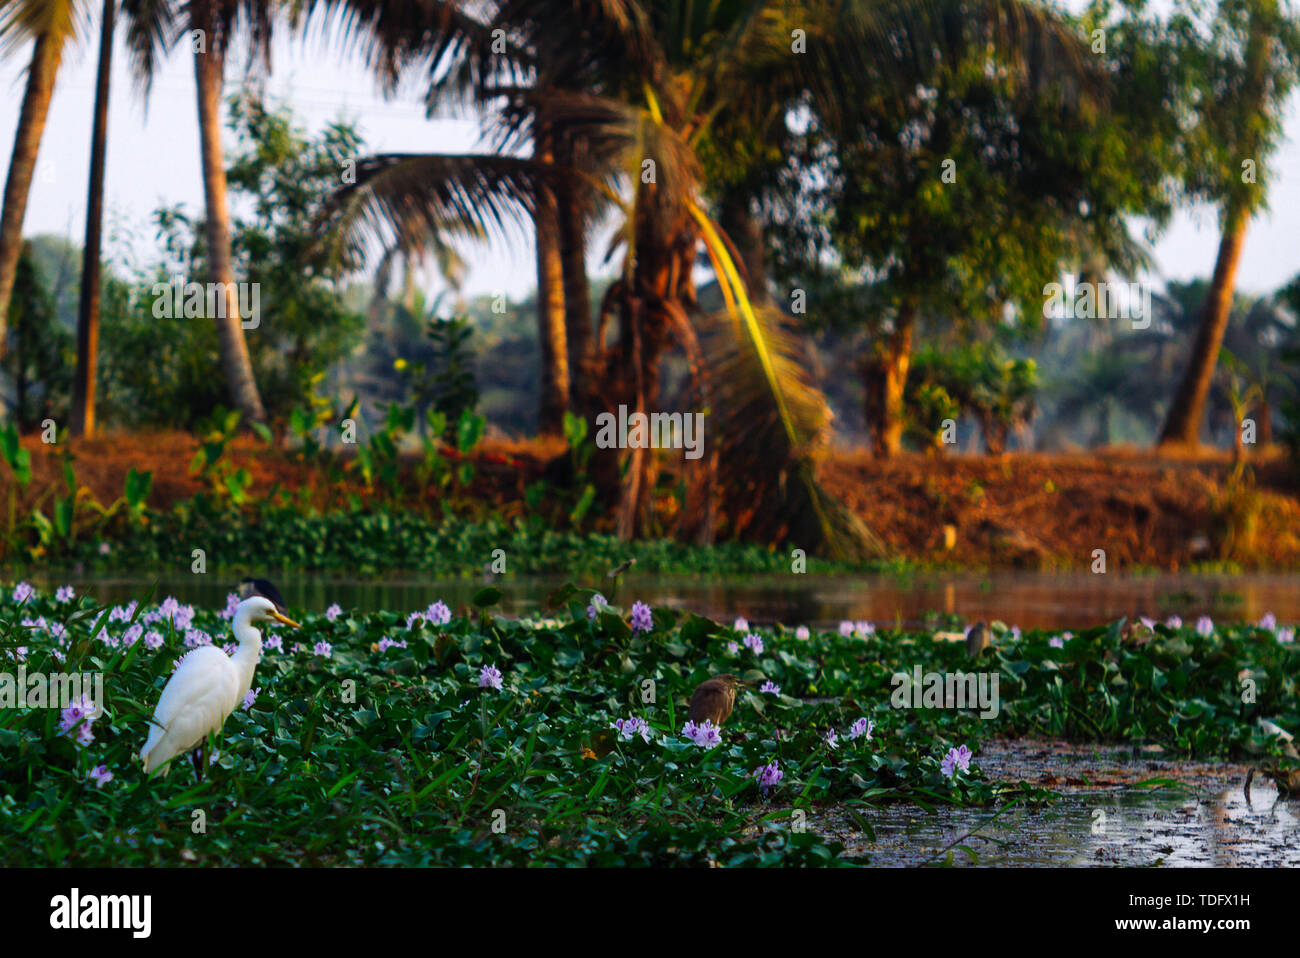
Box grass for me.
[0,583,1296,866]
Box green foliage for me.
[908,343,1038,453]
[1,584,1291,865]
[2,244,73,431]
[98,92,364,429]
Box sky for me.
[2,6,1298,303]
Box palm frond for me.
[312,151,536,270]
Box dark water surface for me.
[28,570,1300,629]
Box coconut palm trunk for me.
[1158,205,1249,448]
[0,32,63,345]
[193,20,266,423]
[555,138,592,416]
[71,0,116,438]
[533,121,568,436]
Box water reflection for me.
[30,570,1300,629]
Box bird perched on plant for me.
[141,593,299,777]
[966,622,991,657]
[689,674,750,727]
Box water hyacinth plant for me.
[0,581,1296,866]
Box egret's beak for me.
[270,610,301,629]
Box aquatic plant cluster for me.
[0,582,1295,865]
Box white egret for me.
[141,595,299,776]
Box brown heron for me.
[689,674,750,726]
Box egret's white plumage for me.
[141,595,298,775]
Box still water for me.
[27,570,1300,629]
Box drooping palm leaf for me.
[312,151,536,268]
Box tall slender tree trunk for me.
[193,21,266,423]
[0,33,64,348]
[71,0,116,439]
[555,141,592,416]
[533,121,568,436]
[1158,206,1248,448]
[868,302,916,457]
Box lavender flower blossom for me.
[629,601,653,634]
[941,744,973,777]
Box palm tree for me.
[186,0,275,423]
[1159,0,1300,448]
[0,0,84,347]
[309,0,1100,554]
[69,0,115,437]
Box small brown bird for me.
[966,622,991,657]
[689,674,748,726]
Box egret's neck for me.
[230,607,264,698]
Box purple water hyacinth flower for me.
[630,601,654,634]
[795,626,811,640]
[1139,616,1156,631]
[58,695,99,747]
[1049,635,1065,649]
[220,592,241,620]
[726,641,740,655]
[479,665,503,690]
[242,688,259,711]
[682,720,722,747]
[1278,627,1295,644]
[376,637,407,652]
[13,646,25,661]
[1258,612,1277,631]
[586,593,609,620]
[1165,615,1183,629]
[222,643,237,656]
[1195,616,1214,638]
[325,603,343,622]
[752,761,783,793]
[314,641,333,658]
[263,633,283,652]
[838,620,855,637]
[941,744,973,777]
[144,630,164,650]
[856,620,875,636]
[109,601,137,623]
[1010,626,1022,641]
[760,681,781,695]
[184,629,212,649]
[611,716,653,743]
[743,633,764,654]
[825,729,839,750]
[153,597,195,631]
[123,623,144,648]
[55,585,74,603]
[88,765,113,788]
[733,617,749,633]
[406,610,425,630]
[426,601,452,626]
[49,621,67,642]
[12,582,34,604]
[848,717,874,741]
